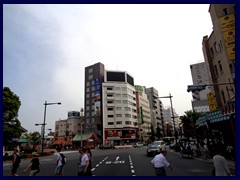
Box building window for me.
[108,122,114,125]
[86,106,90,111]
[86,81,90,87]
[210,47,214,57]
[214,65,219,76]
[86,87,90,93]
[86,93,90,98]
[88,74,93,80]
[88,68,93,73]
[125,114,131,118]
[125,107,131,111]
[125,121,131,125]
[115,94,121,97]
[115,100,121,104]
[116,107,122,111]
[92,118,95,123]
[218,60,223,72]
[116,121,122,125]
[221,90,226,104]
[115,87,121,90]
[108,108,114,111]
[122,87,127,91]
[223,8,229,15]
[108,115,114,118]
[116,114,122,117]
[122,100,128,104]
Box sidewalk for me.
[194,156,235,169]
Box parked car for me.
[153,140,166,150]
[132,142,144,148]
[99,144,115,149]
[147,143,161,156]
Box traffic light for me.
[187,85,206,93]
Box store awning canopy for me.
[73,133,99,142]
[17,138,28,143]
[196,109,230,127]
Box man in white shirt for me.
[213,148,232,176]
[151,149,173,176]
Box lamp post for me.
[157,93,176,140]
[80,108,84,147]
[41,101,61,153]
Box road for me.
[2,147,225,176]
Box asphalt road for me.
[2,146,226,176]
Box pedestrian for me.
[55,147,64,176]
[151,149,173,176]
[78,147,90,176]
[23,156,40,176]
[213,148,232,176]
[77,147,82,176]
[226,144,234,160]
[86,147,93,176]
[11,149,21,176]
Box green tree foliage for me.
[181,110,202,138]
[22,132,41,148]
[3,87,22,146]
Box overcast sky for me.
[3,4,213,133]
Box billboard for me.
[220,14,235,61]
[207,93,217,112]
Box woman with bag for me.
[78,147,89,176]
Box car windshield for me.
[148,144,158,148]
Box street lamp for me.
[80,108,84,147]
[157,93,176,140]
[41,101,61,153]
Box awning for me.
[17,138,28,143]
[196,109,230,127]
[73,133,99,142]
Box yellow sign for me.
[220,14,235,32]
[207,93,217,112]
[226,46,235,60]
[223,29,235,48]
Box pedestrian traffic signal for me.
[187,85,206,93]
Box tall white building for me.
[190,62,213,113]
[102,71,138,145]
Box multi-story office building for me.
[54,111,83,148]
[146,87,164,137]
[84,62,105,139]
[190,62,213,113]
[135,85,151,143]
[102,71,138,145]
[197,4,235,147]
[202,4,235,108]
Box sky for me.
[3,4,213,133]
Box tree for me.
[3,87,22,146]
[23,132,41,149]
[181,110,202,138]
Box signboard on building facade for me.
[207,92,217,111]
[220,14,235,61]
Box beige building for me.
[135,85,151,143]
[54,112,84,148]
[202,4,235,108]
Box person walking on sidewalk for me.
[23,157,40,176]
[213,148,232,176]
[55,147,65,176]
[11,149,21,176]
[151,149,173,176]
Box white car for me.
[153,140,166,150]
[132,142,144,148]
